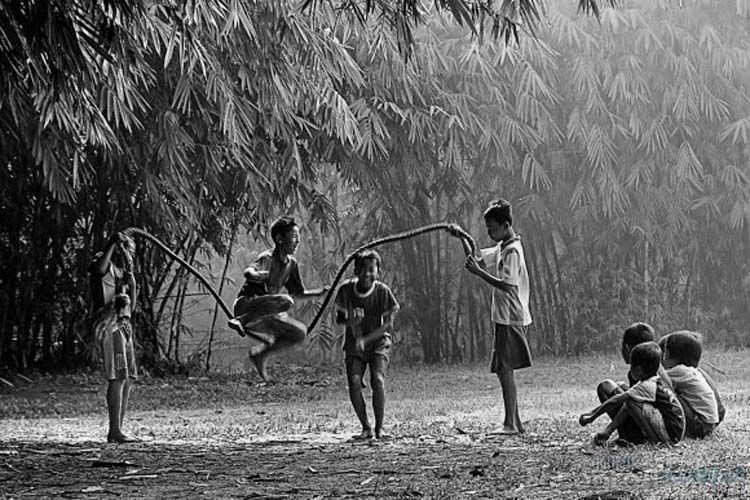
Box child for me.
[451,198,532,434]
[595,322,675,443]
[228,216,328,381]
[335,250,399,440]
[580,342,685,446]
[659,331,725,438]
[89,233,138,443]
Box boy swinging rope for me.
[228,216,328,381]
[450,198,533,434]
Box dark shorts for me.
[490,324,532,373]
[345,351,389,382]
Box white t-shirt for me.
[480,237,532,327]
[667,364,719,424]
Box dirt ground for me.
[1,354,749,499]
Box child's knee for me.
[370,372,385,391]
[597,379,619,401]
[348,374,363,390]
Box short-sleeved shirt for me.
[335,279,399,355]
[238,249,304,298]
[479,237,531,326]
[667,364,720,424]
[627,375,686,443]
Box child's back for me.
[660,331,724,438]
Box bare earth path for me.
[2,352,749,499]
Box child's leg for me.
[625,400,671,444]
[369,354,389,438]
[106,379,124,439]
[245,314,306,380]
[120,379,131,427]
[498,369,522,433]
[346,356,371,438]
[229,295,293,342]
[596,380,644,443]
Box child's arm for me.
[357,307,399,351]
[298,286,330,298]
[465,255,516,292]
[579,391,630,427]
[122,251,137,306]
[243,265,269,282]
[90,234,124,275]
[698,367,726,423]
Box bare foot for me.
[250,351,270,381]
[107,433,139,443]
[374,430,389,440]
[351,429,373,441]
[227,319,246,337]
[488,426,520,435]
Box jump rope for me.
[123,223,476,341]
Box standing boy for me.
[89,233,138,443]
[580,342,685,445]
[335,250,399,440]
[228,216,328,381]
[451,199,532,434]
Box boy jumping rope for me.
[451,198,532,434]
[228,216,328,381]
[335,250,399,440]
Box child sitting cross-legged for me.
[659,331,725,439]
[580,342,685,446]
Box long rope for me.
[123,223,476,336]
[123,227,234,319]
[306,223,476,333]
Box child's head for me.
[353,250,381,287]
[659,331,703,368]
[628,341,662,381]
[621,322,655,363]
[482,199,513,242]
[270,216,300,255]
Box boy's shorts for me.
[490,324,532,373]
[101,319,137,381]
[345,350,389,383]
[680,397,717,439]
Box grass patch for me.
[1,350,749,498]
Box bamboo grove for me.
[1,0,749,371]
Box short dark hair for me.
[622,322,655,348]
[660,331,703,367]
[271,216,298,242]
[354,250,381,274]
[483,199,513,226]
[629,341,662,378]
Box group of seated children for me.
[580,323,725,446]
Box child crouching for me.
[580,342,685,446]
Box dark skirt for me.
[490,324,532,373]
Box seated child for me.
[659,331,725,438]
[227,216,328,381]
[580,342,685,446]
[335,250,399,440]
[595,322,671,443]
